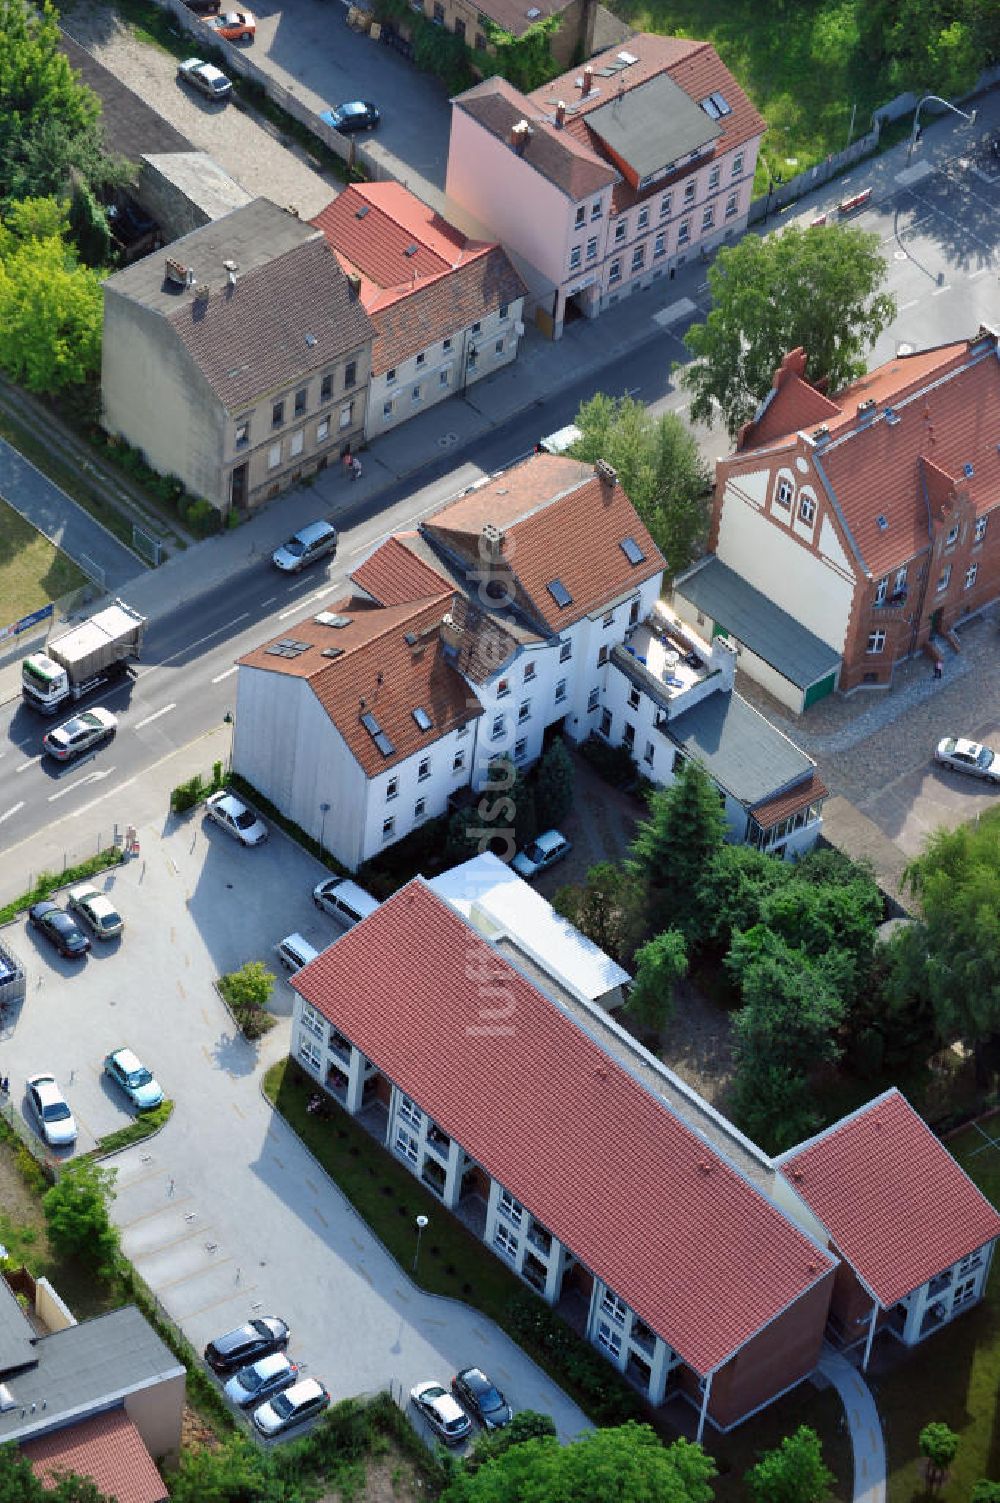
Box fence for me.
[748,126,882,225]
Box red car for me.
[204,9,255,41]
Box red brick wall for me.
[828,1257,876,1338]
[706,1270,834,1430]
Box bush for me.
[533,736,574,829]
[0,847,124,927]
[43,1159,120,1278]
[504,1295,645,1425]
[170,774,205,813]
[578,733,639,789]
[218,962,277,1039]
[228,773,349,878]
[358,812,451,895]
[90,1101,174,1158]
[182,497,222,537]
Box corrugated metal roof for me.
[673,556,841,689]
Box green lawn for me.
[0,499,86,623]
[610,0,882,174]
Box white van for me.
[274,932,320,974]
[312,877,379,929]
[536,423,582,456]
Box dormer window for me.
[799,495,816,525]
[776,479,793,509]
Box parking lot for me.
[0,804,590,1442]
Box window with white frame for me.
[683,179,696,205]
[937,564,952,593]
[575,205,585,228]
[443,337,452,352]
[654,231,666,258]
[453,749,465,772]
[701,204,715,231]
[660,191,672,217]
[418,757,431,781]
[867,629,886,654]
[491,714,504,740]
[799,495,816,524]
[395,1127,418,1164]
[776,478,793,509]
[894,565,908,593]
[586,236,598,261]
[614,218,628,243]
[953,1277,978,1308]
[631,244,645,272]
[965,562,978,590]
[587,687,600,710]
[518,699,531,723]
[414,797,426,819]
[383,400,393,419]
[597,645,609,667]
[235,419,250,449]
[874,576,888,605]
[637,207,650,230]
[677,220,691,245]
[499,1188,524,1225]
[600,1289,628,1324]
[301,1004,325,1040]
[399,1095,422,1129]
[298,1035,322,1071]
[644,741,655,766]
[290,429,304,457]
[316,418,330,442]
[439,369,450,388]
[599,708,612,737]
[268,442,281,470]
[494,1221,518,1260]
[609,258,622,284]
[596,1321,623,1357]
[382,816,395,839]
[629,599,640,626]
[958,1249,983,1275]
[514,736,527,761]
[975,516,988,543]
[555,677,567,702]
[603,608,615,627]
[591,199,603,220]
[623,722,635,748]
[339,402,354,430]
[497,677,510,697]
[523,661,536,682]
[411,385,422,404]
[945,522,960,547]
[708,165,721,189]
[733,151,744,176]
[560,640,572,662]
[725,192,739,219]
[457,721,470,737]
[569,245,582,271]
[415,352,425,366]
[628,686,640,710]
[386,368,397,384]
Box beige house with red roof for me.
[673,328,1000,708]
[312,184,526,440]
[289,886,1000,1428]
[446,33,765,337]
[234,452,825,867]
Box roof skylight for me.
[546,579,573,608]
[620,536,646,566]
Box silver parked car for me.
[204,791,268,846]
[26,1073,77,1147]
[511,829,572,879]
[410,1380,472,1445]
[67,883,124,939]
[253,1376,330,1437]
[177,57,233,100]
[223,1351,299,1409]
[934,736,1000,783]
[103,1047,164,1111]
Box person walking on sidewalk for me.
[350,456,363,481]
[341,449,353,479]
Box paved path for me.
[818,1348,886,1503]
[0,437,143,592]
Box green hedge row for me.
[0,848,124,927]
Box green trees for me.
[919,1421,960,1490]
[553,861,642,965]
[681,225,897,441]
[570,393,711,580]
[627,929,688,1034]
[0,1445,112,1501]
[43,1158,119,1278]
[440,1422,716,1503]
[744,1425,834,1503]
[629,759,727,939]
[0,198,103,393]
[534,738,574,830]
[970,1482,1000,1503]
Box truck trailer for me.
[21,600,147,715]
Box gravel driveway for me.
[63,0,339,218]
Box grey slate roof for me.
[672,556,841,690]
[586,73,721,182]
[0,1306,184,1446]
[104,198,374,411]
[666,689,816,808]
[0,1277,34,1376]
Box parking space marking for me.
[156,1258,240,1295]
[231,1102,245,1119]
[178,1284,260,1319]
[135,704,177,730]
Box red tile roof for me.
[312,184,526,376]
[423,454,665,630]
[22,1410,167,1503]
[294,881,835,1375]
[238,594,480,777]
[749,771,828,827]
[779,1090,1000,1307]
[352,535,450,606]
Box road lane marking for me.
[145,615,251,673]
[211,666,238,683]
[0,802,25,824]
[898,299,919,312]
[16,756,42,773]
[278,588,332,620]
[261,595,278,605]
[48,767,115,802]
[932,283,952,295]
[135,703,177,730]
[70,776,136,820]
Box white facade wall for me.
[364,299,525,441]
[233,669,369,869]
[588,1277,675,1404]
[715,471,855,652]
[361,718,479,864]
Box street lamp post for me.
[413,1214,429,1273]
[908,94,977,161]
[319,801,331,852]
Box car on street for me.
[177,57,233,100]
[204,791,268,846]
[320,101,380,135]
[66,883,124,940]
[410,1380,473,1445]
[271,518,338,573]
[103,1048,164,1111]
[203,9,255,41]
[223,1351,299,1409]
[204,1317,290,1374]
[511,829,572,879]
[28,901,91,959]
[42,708,117,762]
[451,1367,512,1429]
[934,736,1000,783]
[252,1376,330,1437]
[26,1074,77,1147]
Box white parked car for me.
[26,1073,77,1147]
[410,1380,472,1445]
[511,829,572,879]
[204,791,268,846]
[252,1376,330,1437]
[67,883,124,939]
[934,736,1000,783]
[177,57,233,100]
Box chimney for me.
[581,65,593,96]
[440,610,465,651]
[709,633,737,693]
[510,119,532,156]
[347,272,362,299]
[223,259,238,288]
[594,458,617,488]
[555,100,566,128]
[185,266,196,289]
[164,256,187,287]
[481,522,505,562]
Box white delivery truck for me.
[21,600,147,715]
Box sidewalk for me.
[818,1348,887,1503]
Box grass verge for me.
[264,1057,643,1426]
[0,848,125,927]
[0,499,87,621]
